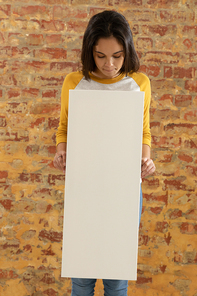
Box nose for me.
[105,57,113,66]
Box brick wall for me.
[0,1,197,295]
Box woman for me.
[53,10,155,296]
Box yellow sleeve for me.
[56,71,84,146]
[130,72,151,147]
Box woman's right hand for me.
[53,150,66,173]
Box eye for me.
[113,55,121,59]
[97,55,105,58]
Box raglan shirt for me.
[56,71,151,147]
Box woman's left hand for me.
[141,158,155,178]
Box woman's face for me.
[93,36,125,79]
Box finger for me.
[57,155,64,170]
[141,159,152,172]
[141,163,155,178]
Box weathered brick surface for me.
[0,1,197,295]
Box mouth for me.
[103,69,114,72]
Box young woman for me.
[53,10,155,296]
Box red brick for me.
[138,235,149,246]
[0,32,4,44]
[183,110,197,122]
[186,165,197,177]
[151,108,180,120]
[2,242,20,250]
[7,89,21,99]
[53,6,87,19]
[159,265,167,273]
[145,0,180,8]
[178,153,193,163]
[48,118,59,129]
[159,153,173,163]
[35,76,64,87]
[50,61,78,72]
[164,177,194,191]
[124,9,157,22]
[155,221,169,233]
[0,4,11,18]
[174,67,195,78]
[6,102,27,114]
[23,244,32,252]
[179,222,196,234]
[41,145,56,156]
[184,138,197,149]
[22,88,39,98]
[0,116,7,127]
[26,34,44,46]
[0,74,17,86]
[142,25,177,36]
[43,288,58,296]
[183,39,193,49]
[131,24,139,35]
[47,174,65,185]
[0,89,2,98]
[149,207,163,215]
[144,51,180,64]
[12,60,48,72]
[42,90,58,98]
[7,33,22,46]
[25,145,40,156]
[45,34,62,45]
[0,199,13,210]
[67,20,88,34]
[139,65,160,77]
[41,245,55,256]
[185,80,197,92]
[38,229,63,242]
[185,209,197,220]
[152,136,181,148]
[174,95,192,107]
[41,20,65,32]
[0,171,8,183]
[164,66,172,78]
[19,173,43,183]
[34,48,67,59]
[0,269,18,279]
[0,131,29,142]
[30,101,55,114]
[12,47,32,58]
[164,232,172,245]
[136,37,153,49]
[158,94,173,104]
[142,178,159,189]
[182,25,197,36]
[39,0,68,3]
[167,209,183,219]
[136,276,152,285]
[185,53,197,63]
[160,10,194,22]
[13,5,48,18]
[174,251,183,263]
[115,0,142,4]
[0,60,7,70]
[164,123,197,134]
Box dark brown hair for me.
[81,10,140,80]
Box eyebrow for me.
[95,50,124,55]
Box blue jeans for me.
[71,187,143,296]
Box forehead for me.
[94,37,123,52]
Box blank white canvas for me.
[61,90,144,280]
